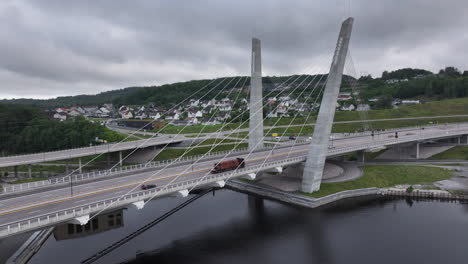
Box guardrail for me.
[0,155,306,238]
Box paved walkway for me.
[254,161,363,192]
[322,161,363,183]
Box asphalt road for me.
[0,123,466,227]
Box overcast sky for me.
[1,0,467,99]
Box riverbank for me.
[226,178,468,210]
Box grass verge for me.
[430,146,468,160]
[303,165,452,198]
[9,177,48,184]
[154,143,248,161]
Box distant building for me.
[340,104,355,111]
[357,104,371,111]
[401,100,420,105]
[337,92,352,101]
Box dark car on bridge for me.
[141,184,157,190]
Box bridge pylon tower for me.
[248,38,264,151]
[302,17,354,193]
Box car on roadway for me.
[141,184,157,190]
[289,136,296,140]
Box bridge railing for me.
[0,137,184,165]
[1,127,465,195]
[0,155,308,238]
[328,126,468,156]
[0,140,312,195]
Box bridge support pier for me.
[357,150,365,163]
[69,215,90,225]
[28,165,32,178]
[210,181,225,188]
[301,17,354,193]
[248,38,264,151]
[458,137,461,145]
[78,158,82,174]
[14,166,18,178]
[415,142,420,159]
[172,189,189,198]
[119,151,123,167]
[242,173,257,180]
[132,201,145,210]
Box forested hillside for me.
[0,75,355,108]
[0,105,125,155]
[359,67,468,102]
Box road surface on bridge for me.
[0,124,465,228]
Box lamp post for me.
[70,175,73,197]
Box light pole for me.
[70,175,73,197]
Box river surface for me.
[26,189,468,264]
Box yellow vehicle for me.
[272,133,278,137]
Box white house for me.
[341,104,355,111]
[357,104,371,111]
[267,111,278,118]
[218,104,232,112]
[121,111,133,119]
[201,118,221,126]
[401,100,420,105]
[53,112,67,121]
[68,109,81,117]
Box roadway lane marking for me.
[6,140,419,217]
[26,210,43,215]
[0,148,308,216]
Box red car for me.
[141,184,157,190]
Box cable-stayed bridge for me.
[1,17,468,239]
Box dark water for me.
[28,190,468,264]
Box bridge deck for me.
[0,135,184,167]
[0,123,467,238]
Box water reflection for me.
[54,209,124,241]
[123,195,334,264]
[28,190,468,264]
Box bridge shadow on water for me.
[121,195,338,264]
[122,195,468,264]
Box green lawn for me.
[156,123,247,134]
[303,165,452,198]
[430,146,468,160]
[191,138,240,146]
[9,177,49,184]
[154,143,248,161]
[0,164,66,175]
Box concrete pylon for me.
[248,38,264,151]
[302,17,354,193]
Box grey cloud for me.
[1,0,468,99]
